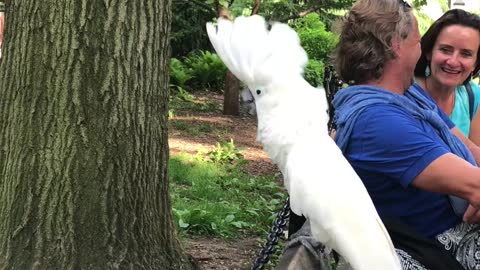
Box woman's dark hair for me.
[414,9,480,83]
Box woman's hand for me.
[463,204,480,223]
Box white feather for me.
[206,15,401,270]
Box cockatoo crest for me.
[206,15,308,92]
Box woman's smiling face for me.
[428,24,480,88]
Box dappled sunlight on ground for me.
[168,94,279,176]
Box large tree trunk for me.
[0,1,193,269]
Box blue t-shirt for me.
[343,84,461,238]
[451,82,480,136]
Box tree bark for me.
[223,71,240,115]
[0,1,193,269]
[252,0,261,15]
[219,8,240,116]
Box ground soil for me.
[168,91,280,270]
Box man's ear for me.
[390,36,402,57]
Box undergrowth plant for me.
[170,153,285,238]
[201,139,245,165]
[169,58,193,89]
[183,50,227,91]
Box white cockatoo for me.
[206,15,401,270]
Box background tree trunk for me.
[223,71,240,115]
[0,1,193,269]
[219,7,240,116]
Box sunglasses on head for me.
[399,0,412,9]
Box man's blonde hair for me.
[333,0,413,84]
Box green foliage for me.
[292,14,339,62]
[184,51,228,91]
[170,0,355,58]
[169,153,286,237]
[414,10,434,35]
[412,0,428,8]
[169,58,193,89]
[168,109,175,120]
[168,51,227,93]
[204,139,245,165]
[304,59,325,87]
[291,13,337,85]
[260,0,355,23]
[435,0,449,12]
[171,2,215,57]
[170,85,194,102]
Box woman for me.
[414,9,480,144]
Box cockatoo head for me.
[206,15,309,103]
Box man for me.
[332,0,480,269]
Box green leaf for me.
[225,214,235,223]
[179,219,190,229]
[246,209,259,216]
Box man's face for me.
[398,16,422,83]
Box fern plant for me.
[169,58,193,89]
[184,50,227,91]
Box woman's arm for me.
[468,81,480,146]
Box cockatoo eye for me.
[256,89,262,95]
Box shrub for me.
[184,50,227,91]
[207,139,245,165]
[292,14,338,63]
[169,58,193,89]
[304,59,325,87]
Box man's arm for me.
[451,127,480,166]
[412,152,480,223]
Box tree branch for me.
[283,4,324,21]
[251,0,261,15]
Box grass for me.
[169,152,286,238]
[170,120,216,136]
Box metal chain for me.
[250,197,290,270]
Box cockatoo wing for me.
[286,134,400,270]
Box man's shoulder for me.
[357,103,413,123]
[353,103,425,143]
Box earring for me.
[425,65,431,77]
